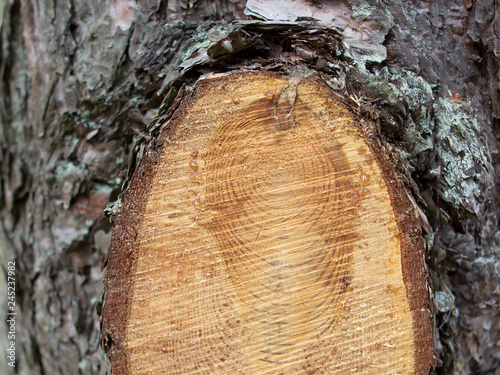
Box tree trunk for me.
[0,1,498,374]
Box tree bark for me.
[0,1,498,374]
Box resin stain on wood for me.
[101,71,433,374]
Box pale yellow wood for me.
[120,73,422,374]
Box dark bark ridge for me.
[1,0,499,374]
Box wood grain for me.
[102,71,433,374]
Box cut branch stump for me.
[101,71,433,374]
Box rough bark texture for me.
[0,0,498,374]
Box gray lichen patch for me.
[179,25,214,66]
[435,290,455,313]
[345,64,494,218]
[432,98,493,214]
